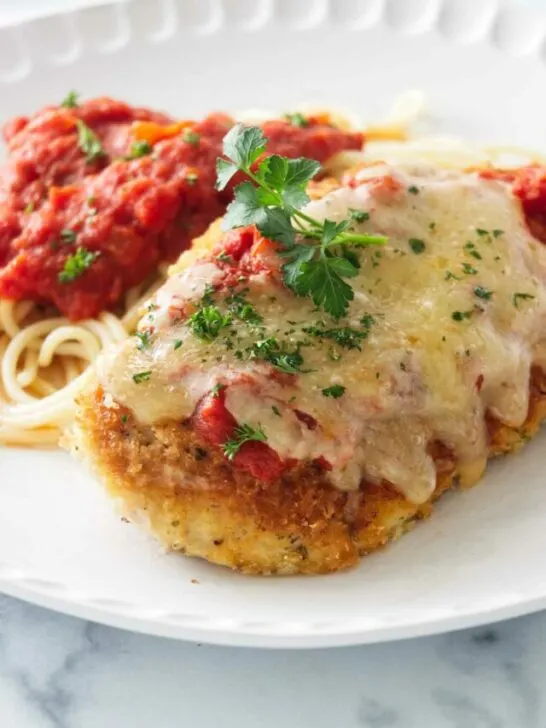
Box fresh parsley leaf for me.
[492,229,504,238]
[216,158,239,191]
[61,91,79,108]
[222,123,267,169]
[223,423,267,460]
[408,185,419,195]
[173,339,183,350]
[322,384,345,398]
[272,405,281,416]
[58,247,99,283]
[462,263,478,275]
[223,181,266,230]
[258,208,296,246]
[283,112,309,128]
[132,370,152,384]
[295,254,355,319]
[76,120,105,164]
[188,306,232,342]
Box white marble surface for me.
[2,0,546,726]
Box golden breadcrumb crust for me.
[73,369,546,575]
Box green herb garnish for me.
[272,405,281,416]
[322,384,345,398]
[173,339,182,350]
[211,383,226,398]
[188,306,231,342]
[75,120,106,164]
[303,324,368,351]
[409,238,425,254]
[60,228,77,245]
[58,247,99,283]
[248,337,307,374]
[132,370,152,384]
[349,209,370,224]
[408,185,419,195]
[452,310,473,322]
[61,91,79,108]
[223,423,267,459]
[183,130,201,146]
[125,140,152,159]
[513,292,535,308]
[135,331,151,350]
[462,263,478,275]
[283,112,309,128]
[216,124,386,319]
[474,286,493,301]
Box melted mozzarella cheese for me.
[97,164,546,504]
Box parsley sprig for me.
[223,423,267,460]
[216,124,386,318]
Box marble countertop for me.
[1,1,546,726]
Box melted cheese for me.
[97,164,546,504]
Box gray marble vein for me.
[0,595,545,728]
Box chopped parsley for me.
[445,271,461,281]
[223,423,267,460]
[272,405,281,416]
[132,370,152,384]
[474,286,493,301]
[452,310,473,322]
[226,290,263,326]
[216,251,233,264]
[493,229,504,238]
[216,123,386,318]
[121,414,129,424]
[249,337,306,374]
[464,242,482,260]
[429,221,436,231]
[302,324,369,351]
[173,339,182,350]
[409,238,425,254]
[283,112,309,128]
[135,330,151,350]
[211,383,226,398]
[76,120,106,164]
[59,228,77,245]
[61,90,79,108]
[462,263,478,275]
[58,247,99,283]
[322,384,345,398]
[182,130,201,146]
[188,306,231,342]
[476,228,489,237]
[513,292,535,308]
[348,209,370,224]
[408,185,419,195]
[125,140,152,159]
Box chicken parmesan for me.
[71,122,546,575]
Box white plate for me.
[2,0,546,648]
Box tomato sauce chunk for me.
[0,99,363,321]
